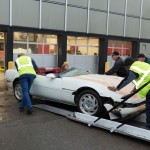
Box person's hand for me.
[108,86,116,91]
[130,87,136,93]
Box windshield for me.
[59,67,91,77]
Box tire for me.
[13,80,33,102]
[76,90,103,116]
[13,80,22,102]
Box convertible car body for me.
[5,67,145,120]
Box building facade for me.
[0,0,150,73]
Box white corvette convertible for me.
[5,67,145,120]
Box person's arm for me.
[105,59,122,75]
[108,71,138,91]
[116,71,138,90]
[31,59,38,71]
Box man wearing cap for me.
[106,51,127,77]
[137,53,150,65]
[108,57,150,130]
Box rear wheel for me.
[76,90,103,116]
[13,80,22,102]
[13,80,33,102]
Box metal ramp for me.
[33,104,72,117]
[33,104,150,142]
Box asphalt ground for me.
[0,89,150,150]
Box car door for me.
[30,75,62,101]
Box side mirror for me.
[46,73,56,79]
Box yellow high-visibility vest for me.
[16,56,36,76]
[130,61,150,98]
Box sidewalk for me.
[0,72,8,91]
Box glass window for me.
[50,45,57,55]
[44,35,57,44]
[88,47,98,56]
[76,37,87,45]
[108,40,113,47]
[123,41,132,56]
[88,38,99,46]
[29,33,42,43]
[77,46,87,55]
[67,36,99,56]
[0,32,4,40]
[107,40,132,56]
[43,45,50,54]
[67,45,76,55]
[113,40,122,55]
[42,44,57,55]
[13,32,58,55]
[13,43,27,54]
[13,32,27,42]
[28,44,39,54]
[108,40,114,55]
[67,36,76,45]
[114,40,122,48]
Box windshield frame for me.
[59,67,91,78]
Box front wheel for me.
[76,90,103,116]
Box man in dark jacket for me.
[137,53,150,65]
[106,51,127,77]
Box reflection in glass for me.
[67,46,75,55]
[114,40,122,47]
[67,36,99,56]
[108,40,113,47]
[0,36,4,69]
[44,35,57,44]
[29,33,42,43]
[50,45,57,55]
[67,36,76,45]
[88,47,98,55]
[88,38,99,46]
[13,32,27,42]
[108,40,132,56]
[76,37,87,45]
[13,43,27,54]
[28,44,38,54]
[123,41,132,56]
[77,46,87,55]
[60,67,90,78]
[43,44,57,55]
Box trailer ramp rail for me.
[33,104,150,142]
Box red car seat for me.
[53,67,61,73]
[36,67,46,76]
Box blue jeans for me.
[146,91,150,128]
[19,74,35,110]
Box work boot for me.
[19,107,24,112]
[27,109,33,115]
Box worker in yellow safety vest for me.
[108,57,150,130]
[15,53,38,115]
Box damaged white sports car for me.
[5,67,145,120]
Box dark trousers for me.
[146,91,150,128]
[19,75,35,110]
